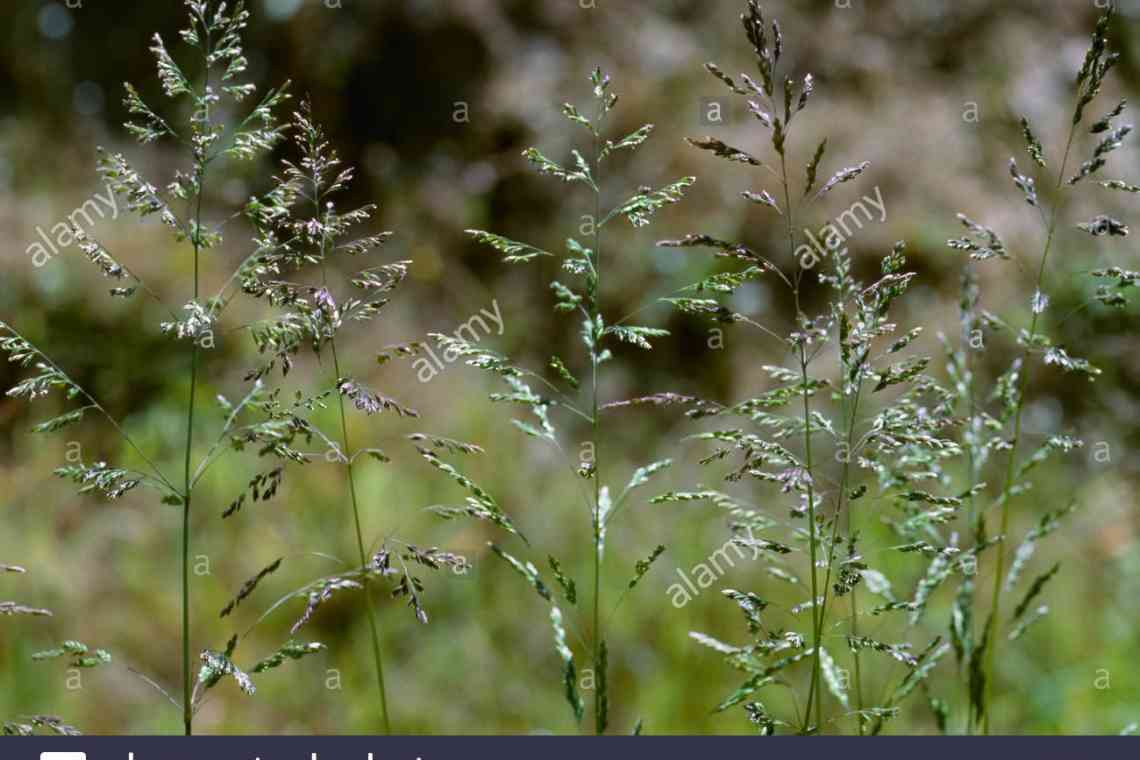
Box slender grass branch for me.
[798,344,823,734]
[980,119,1077,735]
[330,336,392,735]
[316,173,393,733]
[590,109,605,737]
[776,141,825,734]
[179,30,212,731]
[0,323,178,495]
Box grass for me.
[454,67,693,733]
[0,0,424,735]
[941,6,1134,735]
[0,0,1135,737]
[662,0,1108,735]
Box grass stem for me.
[777,145,823,734]
[591,119,605,737]
[182,172,204,738]
[330,336,393,735]
[317,173,393,733]
[980,119,1077,735]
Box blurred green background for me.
[1,0,1138,735]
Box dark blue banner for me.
[3,736,1135,760]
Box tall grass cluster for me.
[1,0,1134,736]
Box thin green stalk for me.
[180,20,217,734]
[329,337,392,735]
[962,268,980,736]
[850,587,863,724]
[807,367,866,734]
[777,146,823,734]
[590,120,604,737]
[316,189,392,733]
[181,384,194,738]
[980,120,1077,735]
[964,274,980,536]
[798,346,822,734]
[842,382,867,728]
[180,53,213,728]
[182,170,204,738]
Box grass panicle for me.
[440,67,693,733]
[0,0,371,735]
[240,100,472,733]
[669,1,959,735]
[940,4,1131,735]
